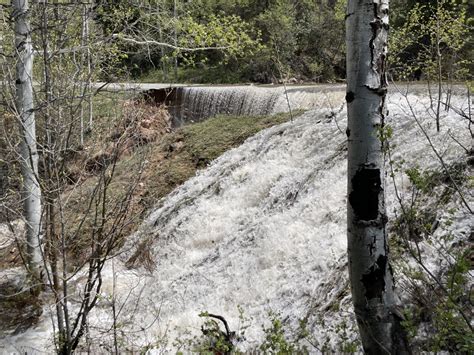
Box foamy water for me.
[1,89,472,353]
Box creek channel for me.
[3,85,472,353]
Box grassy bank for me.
[141,110,303,205]
[64,106,302,261]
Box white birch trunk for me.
[82,3,93,134]
[86,9,93,132]
[346,0,409,353]
[13,0,43,286]
[80,4,86,145]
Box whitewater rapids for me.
[2,88,472,353]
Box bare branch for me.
[111,34,230,52]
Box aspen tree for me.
[12,0,43,290]
[346,0,410,353]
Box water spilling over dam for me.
[144,85,345,125]
[1,86,472,353]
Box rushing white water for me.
[170,85,346,125]
[1,88,472,353]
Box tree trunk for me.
[346,0,409,353]
[173,0,178,80]
[435,4,442,132]
[13,0,43,289]
[84,2,93,132]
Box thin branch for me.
[203,313,232,338]
[392,82,473,214]
[111,34,229,52]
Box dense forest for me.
[94,0,473,84]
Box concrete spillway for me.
[143,85,346,125]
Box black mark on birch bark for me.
[365,86,387,96]
[368,2,389,89]
[361,254,387,300]
[349,167,381,221]
[368,235,376,255]
[345,12,354,20]
[346,91,355,103]
[379,95,386,140]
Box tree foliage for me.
[99,0,347,83]
[390,0,472,81]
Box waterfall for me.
[2,90,472,353]
[146,85,346,126]
[100,92,472,351]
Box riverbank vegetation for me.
[112,0,473,85]
[0,0,473,353]
[0,91,299,335]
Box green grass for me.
[136,66,246,84]
[142,111,302,203]
[182,112,300,164]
